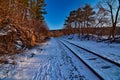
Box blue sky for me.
[45,0,99,30]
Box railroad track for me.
[63,39,120,67]
[58,39,120,80]
[57,40,103,80]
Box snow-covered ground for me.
[0,34,120,80]
[0,38,97,80]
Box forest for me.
[0,0,49,54]
[51,0,120,42]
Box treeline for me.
[0,0,49,54]
[64,0,120,41]
[50,27,120,37]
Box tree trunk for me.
[78,22,81,38]
[108,3,120,41]
[110,23,116,39]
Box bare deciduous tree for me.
[99,0,120,40]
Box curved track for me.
[58,40,103,80]
[58,39,120,80]
[63,39,120,67]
